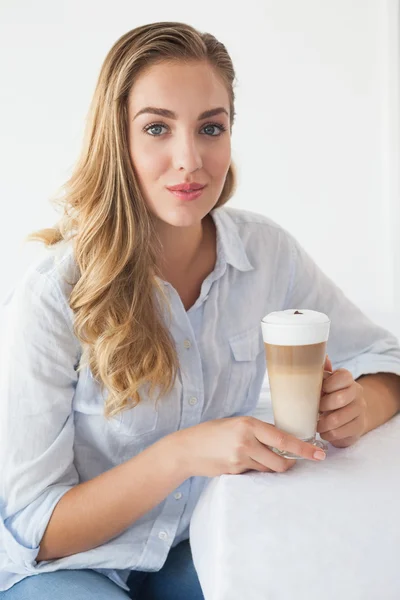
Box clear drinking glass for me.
[261,309,330,459]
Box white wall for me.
[1,0,399,337]
[229,0,400,337]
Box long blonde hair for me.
[29,22,238,418]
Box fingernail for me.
[313,450,326,460]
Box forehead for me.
[129,61,229,115]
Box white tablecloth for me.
[190,402,400,600]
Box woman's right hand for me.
[171,416,326,478]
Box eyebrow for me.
[133,106,229,121]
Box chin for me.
[157,206,210,228]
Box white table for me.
[190,400,400,600]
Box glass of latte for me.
[261,309,331,459]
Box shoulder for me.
[2,241,79,334]
[213,205,296,255]
[215,205,283,231]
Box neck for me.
[155,216,211,278]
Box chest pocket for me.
[74,369,159,439]
[109,397,159,438]
[224,325,264,415]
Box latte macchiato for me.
[261,309,331,458]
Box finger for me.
[322,369,354,394]
[249,440,298,473]
[319,384,355,412]
[244,457,274,473]
[317,401,361,434]
[330,435,359,448]
[319,416,362,442]
[322,370,332,382]
[254,423,326,461]
[324,355,333,372]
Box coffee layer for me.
[264,341,326,368]
[265,341,326,439]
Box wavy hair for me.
[28,22,238,418]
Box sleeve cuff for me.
[334,356,400,382]
[0,485,72,573]
[0,514,39,574]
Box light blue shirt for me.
[1,206,400,592]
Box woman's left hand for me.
[317,356,368,448]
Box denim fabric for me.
[0,540,203,600]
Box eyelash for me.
[143,121,228,137]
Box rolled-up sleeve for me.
[0,266,81,586]
[285,234,400,380]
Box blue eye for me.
[202,124,227,136]
[144,124,168,136]
[143,122,227,137]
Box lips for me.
[167,187,205,201]
[166,182,206,192]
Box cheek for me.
[129,135,168,180]
[204,144,231,177]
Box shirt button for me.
[158,531,168,541]
[188,397,198,406]
[174,492,182,500]
[183,339,192,349]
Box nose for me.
[172,132,203,173]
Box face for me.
[128,60,232,229]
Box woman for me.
[1,21,400,600]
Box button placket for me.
[176,319,204,428]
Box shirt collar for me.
[210,207,254,273]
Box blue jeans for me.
[0,539,204,600]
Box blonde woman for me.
[1,22,400,600]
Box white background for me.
[1,0,399,338]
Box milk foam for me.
[261,309,330,346]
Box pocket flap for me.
[228,325,263,362]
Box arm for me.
[283,231,400,444]
[0,267,81,573]
[357,372,400,434]
[284,231,400,395]
[37,433,186,561]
